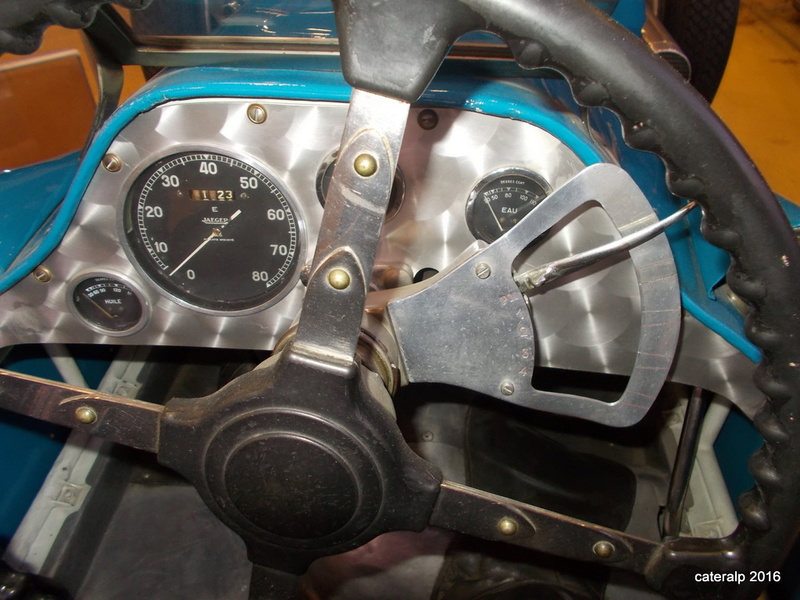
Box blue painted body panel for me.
[0,152,80,273]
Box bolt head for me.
[593,540,615,559]
[102,154,122,172]
[353,154,378,177]
[328,268,351,290]
[475,262,492,279]
[497,517,518,536]
[33,267,52,283]
[75,406,97,424]
[500,381,515,396]
[247,104,267,124]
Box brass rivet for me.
[33,266,52,283]
[593,540,615,559]
[353,154,378,177]
[497,517,518,536]
[75,406,97,424]
[247,104,267,124]
[328,268,351,290]
[102,154,122,172]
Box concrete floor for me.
[713,0,800,202]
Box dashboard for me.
[0,98,586,350]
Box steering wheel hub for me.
[201,405,384,546]
[223,434,360,539]
[157,353,442,572]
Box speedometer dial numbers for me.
[124,152,301,313]
[466,169,550,243]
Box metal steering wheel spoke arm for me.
[289,89,409,371]
[430,481,659,572]
[0,368,162,452]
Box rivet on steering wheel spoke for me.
[592,540,615,559]
[497,517,519,536]
[353,153,378,177]
[328,268,351,290]
[75,406,97,424]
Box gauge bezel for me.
[118,146,307,316]
[465,167,552,243]
[67,270,150,336]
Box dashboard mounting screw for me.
[33,266,52,283]
[102,154,122,172]
[247,104,268,124]
[353,154,378,177]
[475,263,491,279]
[75,406,97,424]
[497,517,518,536]
[417,109,439,130]
[328,268,351,290]
[593,541,615,559]
[500,381,515,396]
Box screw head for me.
[593,540,615,559]
[353,154,378,177]
[75,406,97,424]
[328,268,351,290]
[33,266,52,283]
[475,262,491,279]
[500,381,515,396]
[417,109,439,130]
[102,154,122,172]
[497,517,518,536]
[247,104,267,124]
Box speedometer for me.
[123,152,302,313]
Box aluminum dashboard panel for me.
[0,99,584,350]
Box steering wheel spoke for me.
[430,480,659,573]
[0,368,162,452]
[291,89,409,371]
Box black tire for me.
[661,0,740,102]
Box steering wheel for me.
[1,0,800,599]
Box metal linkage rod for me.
[515,201,697,293]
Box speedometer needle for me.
[169,209,242,276]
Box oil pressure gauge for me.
[71,275,146,334]
[466,168,550,242]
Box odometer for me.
[124,152,301,312]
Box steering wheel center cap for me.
[224,434,359,539]
[197,405,386,550]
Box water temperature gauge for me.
[466,168,550,242]
[71,275,146,334]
